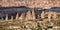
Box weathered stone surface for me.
[41,11,45,19]
[15,13,19,20]
[10,16,13,20]
[19,13,25,20]
[25,11,32,20]
[5,14,8,21]
[31,9,36,19]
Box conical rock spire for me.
[15,13,19,20]
[5,14,8,21]
[19,13,25,20]
[41,11,45,19]
[32,9,36,19]
[25,11,32,20]
[10,16,13,20]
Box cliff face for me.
[0,0,60,9]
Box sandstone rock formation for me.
[10,16,13,20]
[19,13,25,20]
[31,9,36,19]
[15,13,19,20]
[5,14,8,21]
[25,11,32,20]
[41,11,45,19]
[0,0,60,8]
[25,9,36,20]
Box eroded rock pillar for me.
[25,11,32,20]
[41,11,45,19]
[15,13,19,20]
[32,9,36,19]
[5,14,8,21]
[19,13,25,20]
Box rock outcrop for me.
[25,11,32,20]
[41,11,45,19]
[15,13,19,20]
[19,13,25,20]
[5,14,8,21]
[31,9,36,19]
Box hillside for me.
[0,0,60,9]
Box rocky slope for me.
[0,0,60,9]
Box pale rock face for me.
[15,13,19,20]
[41,11,45,19]
[5,14,8,20]
[19,9,36,20]
[25,11,32,20]
[31,9,36,19]
[19,13,25,20]
[10,16,13,20]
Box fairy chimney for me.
[41,11,45,19]
[32,9,36,19]
[5,14,8,21]
[19,13,25,20]
[10,16,13,20]
[15,13,19,20]
[25,11,32,20]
